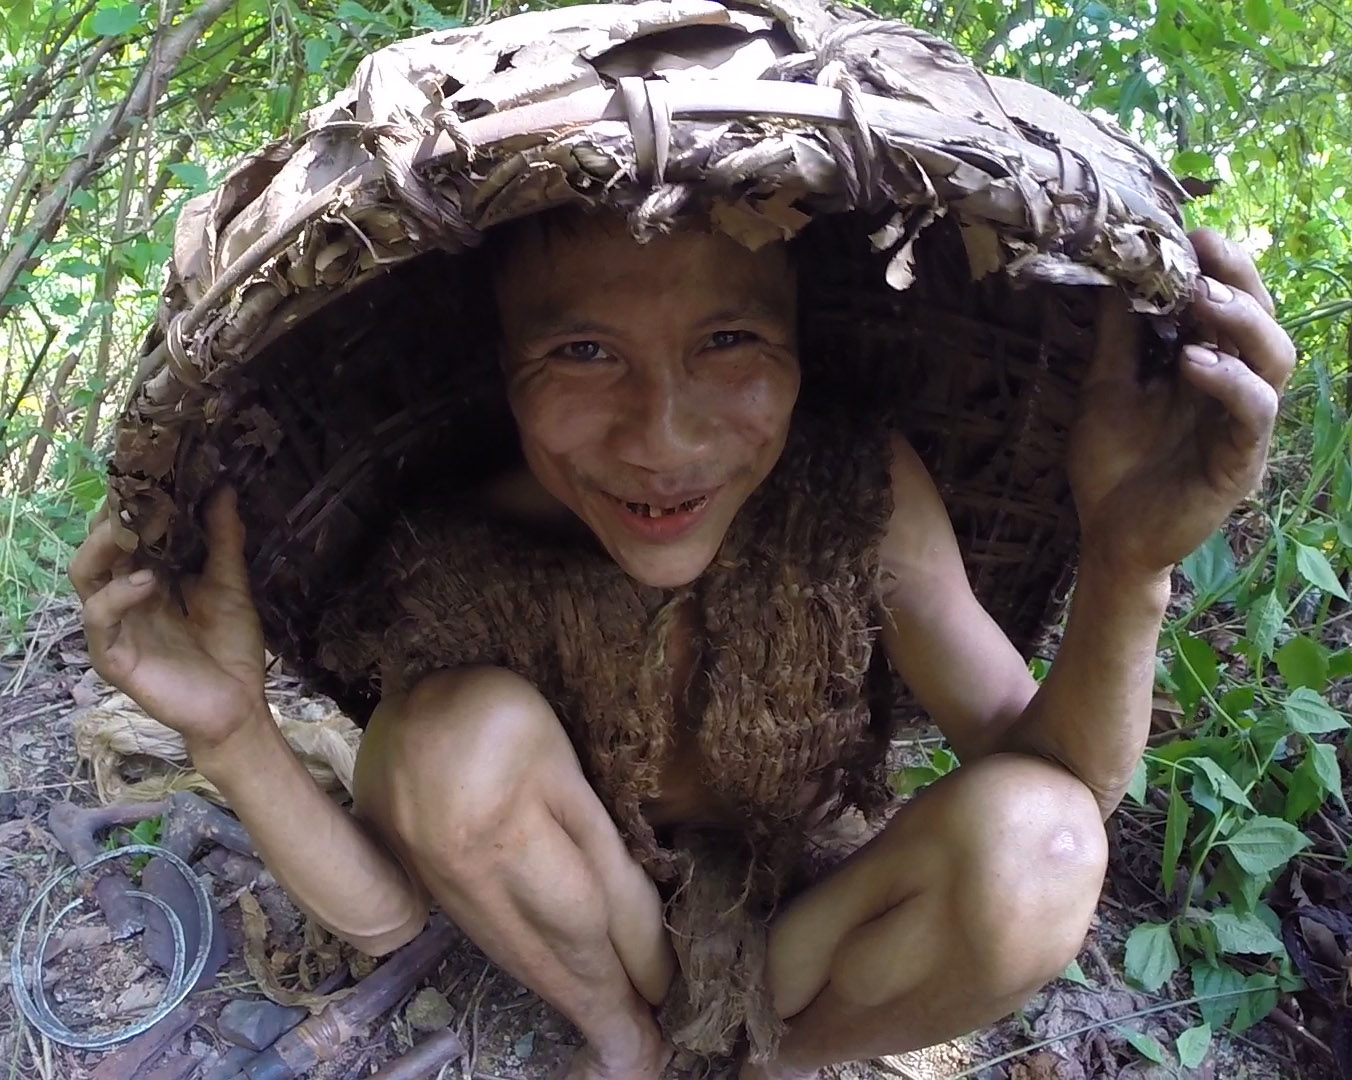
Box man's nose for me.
[612,367,711,474]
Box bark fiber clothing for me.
[316,407,897,1060]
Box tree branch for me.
[0,0,237,332]
[0,0,101,151]
[19,349,81,494]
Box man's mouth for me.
[618,495,710,519]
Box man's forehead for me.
[495,218,795,331]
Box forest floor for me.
[0,598,1338,1080]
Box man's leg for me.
[749,753,1107,1078]
[352,666,675,1080]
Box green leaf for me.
[1172,632,1221,717]
[166,162,209,192]
[1233,973,1279,1034]
[1192,960,1245,1029]
[1116,1026,1169,1065]
[335,0,382,23]
[1286,749,1330,822]
[1284,688,1349,734]
[304,37,332,73]
[1245,588,1284,662]
[1329,649,1352,680]
[1222,815,1310,875]
[1219,685,1256,716]
[1176,1023,1212,1068]
[1125,758,1148,806]
[90,2,141,37]
[1181,530,1237,597]
[1243,0,1271,32]
[409,0,462,29]
[1162,783,1190,893]
[1305,740,1346,810]
[1061,958,1093,987]
[1210,908,1284,954]
[1124,922,1179,992]
[1276,635,1329,690]
[1294,542,1349,600]
[1187,757,1255,811]
[1172,148,1216,178]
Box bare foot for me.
[561,1035,673,1079]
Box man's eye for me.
[709,330,757,349]
[553,341,605,362]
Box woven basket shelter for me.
[108,0,1198,728]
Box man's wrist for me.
[187,699,280,782]
[1076,544,1173,613]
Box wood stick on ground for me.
[222,917,459,1080]
[364,1028,464,1080]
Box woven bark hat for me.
[109,0,1197,721]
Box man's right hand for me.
[69,487,268,755]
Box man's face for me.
[494,214,800,589]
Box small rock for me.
[405,987,453,1033]
[217,998,307,1050]
[514,1031,536,1060]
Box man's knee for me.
[357,665,573,864]
[941,754,1107,997]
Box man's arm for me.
[70,495,427,957]
[878,436,1164,816]
[192,706,429,956]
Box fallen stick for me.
[222,917,458,1080]
[89,1002,200,1080]
[365,1028,465,1080]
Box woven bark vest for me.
[316,405,898,1058]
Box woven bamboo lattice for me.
[108,0,1199,725]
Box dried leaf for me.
[237,890,355,1013]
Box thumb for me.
[201,487,250,592]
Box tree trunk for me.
[20,350,80,494]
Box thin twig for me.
[1267,1004,1335,1061]
[0,701,67,733]
[948,986,1282,1079]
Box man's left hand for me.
[1068,228,1296,580]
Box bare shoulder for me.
[879,433,964,583]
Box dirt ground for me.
[0,597,1340,1080]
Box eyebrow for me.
[508,298,792,343]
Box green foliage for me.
[104,814,164,871]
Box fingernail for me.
[129,568,154,585]
[1204,277,1234,304]
[1185,344,1219,366]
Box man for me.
[72,211,1293,1079]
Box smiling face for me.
[492,212,800,589]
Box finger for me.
[1085,287,1142,386]
[201,486,250,593]
[82,569,157,670]
[1180,345,1279,467]
[1189,228,1275,317]
[70,518,129,602]
[1189,276,1297,390]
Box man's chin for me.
[610,545,715,589]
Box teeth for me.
[621,496,708,518]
